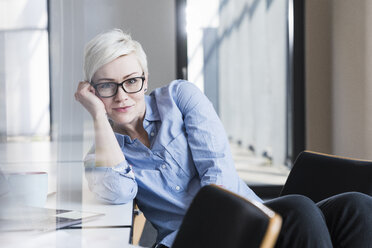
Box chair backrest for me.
[280,151,372,202]
[172,184,282,248]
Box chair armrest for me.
[132,203,146,245]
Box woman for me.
[75,29,372,248]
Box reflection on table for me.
[0,161,137,248]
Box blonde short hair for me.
[84,29,148,82]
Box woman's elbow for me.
[107,184,138,204]
[85,167,138,204]
[90,179,138,204]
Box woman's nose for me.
[114,86,129,100]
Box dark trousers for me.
[265,192,372,248]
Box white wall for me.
[84,0,176,92]
[49,0,85,161]
[49,0,176,158]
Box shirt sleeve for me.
[83,145,138,204]
[172,81,237,188]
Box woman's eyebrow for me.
[96,72,141,82]
[122,72,141,80]
[97,78,115,82]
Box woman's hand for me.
[75,81,106,119]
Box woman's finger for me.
[77,81,90,91]
[88,85,96,94]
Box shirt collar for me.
[144,94,160,122]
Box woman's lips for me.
[113,106,132,113]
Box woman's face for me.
[92,53,148,127]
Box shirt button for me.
[175,186,180,191]
[162,164,166,169]
[150,132,155,137]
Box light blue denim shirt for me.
[84,80,262,247]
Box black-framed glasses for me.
[91,75,145,98]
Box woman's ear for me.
[143,73,149,92]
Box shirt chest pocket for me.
[158,131,196,185]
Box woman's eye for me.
[127,78,138,84]
[99,83,115,89]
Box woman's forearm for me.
[93,113,125,167]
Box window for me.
[186,0,295,186]
[0,0,50,140]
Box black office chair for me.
[172,184,282,248]
[280,151,372,202]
